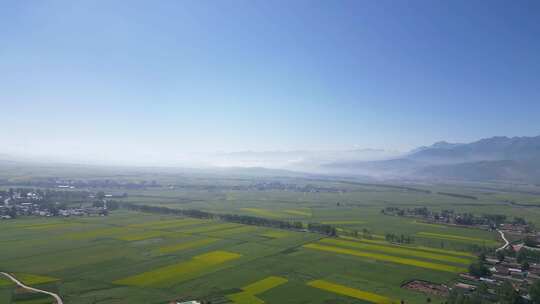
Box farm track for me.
[496,230,509,251]
[0,272,63,304]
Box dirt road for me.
[0,272,63,304]
[496,229,510,251]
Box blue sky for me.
[1,0,539,164]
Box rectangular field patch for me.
[320,238,472,264]
[321,220,366,225]
[228,276,288,304]
[240,208,283,218]
[243,276,288,294]
[180,223,242,234]
[116,230,171,241]
[24,222,79,230]
[283,209,311,217]
[158,238,219,254]
[307,280,396,304]
[128,218,206,230]
[416,232,498,245]
[259,231,291,239]
[0,273,58,287]
[303,243,465,273]
[204,225,259,237]
[339,236,475,258]
[114,250,241,287]
[66,227,136,240]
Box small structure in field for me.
[402,280,449,297]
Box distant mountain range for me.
[324,135,540,182]
[3,135,540,183]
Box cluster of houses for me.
[382,207,532,233]
[0,202,108,219]
[0,190,109,219]
[454,255,539,299]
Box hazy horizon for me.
[2,0,540,166]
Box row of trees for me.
[122,203,215,219]
[382,206,521,228]
[385,233,414,244]
[350,228,373,239]
[121,202,339,236]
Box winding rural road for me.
[496,229,510,251]
[0,272,63,304]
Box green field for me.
[3,173,533,304]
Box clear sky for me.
[1,0,539,164]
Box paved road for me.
[496,229,510,251]
[0,272,63,304]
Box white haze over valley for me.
[0,147,402,170]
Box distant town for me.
[382,206,540,301]
[0,188,122,219]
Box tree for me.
[448,289,466,304]
[96,191,106,200]
[479,252,486,262]
[497,281,519,304]
[469,261,490,277]
[475,282,489,297]
[497,250,506,261]
[513,217,527,225]
[7,207,17,218]
[362,228,372,239]
[525,236,538,247]
[530,279,540,304]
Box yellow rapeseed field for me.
[0,273,58,287]
[228,276,288,304]
[116,230,170,241]
[259,231,291,239]
[303,243,465,273]
[227,293,265,304]
[158,238,218,254]
[307,280,397,304]
[66,227,135,240]
[243,276,288,294]
[114,250,242,287]
[320,238,472,264]
[283,209,311,217]
[24,222,79,230]
[339,236,475,258]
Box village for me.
[0,188,111,219]
[394,207,540,303]
[381,206,525,231]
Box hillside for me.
[324,135,540,182]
